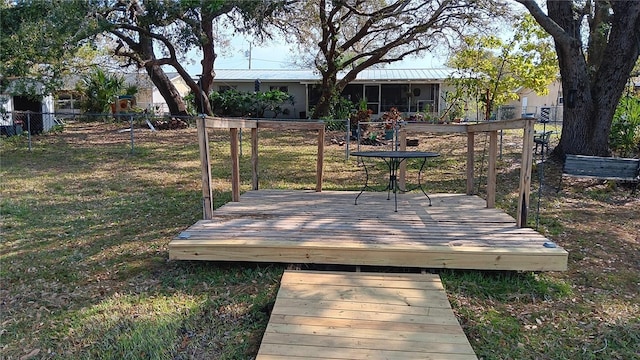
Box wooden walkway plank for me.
[264,323,469,343]
[256,270,477,360]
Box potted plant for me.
[350,99,372,137]
[380,107,403,140]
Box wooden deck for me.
[169,190,567,271]
[256,270,477,360]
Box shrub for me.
[75,68,130,116]
[206,90,293,118]
[610,95,640,157]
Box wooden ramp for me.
[169,190,568,271]
[257,270,477,360]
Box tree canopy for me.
[92,0,287,116]
[0,0,98,95]
[447,13,557,121]
[2,0,286,116]
[279,0,506,119]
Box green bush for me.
[610,95,640,157]
[75,68,133,116]
[207,90,293,118]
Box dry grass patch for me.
[1,121,638,359]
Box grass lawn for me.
[1,121,638,359]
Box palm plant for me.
[76,68,126,115]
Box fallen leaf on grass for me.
[20,348,40,360]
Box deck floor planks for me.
[256,270,477,360]
[169,190,568,271]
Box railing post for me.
[230,127,241,202]
[316,124,325,192]
[251,128,259,190]
[346,118,350,160]
[399,127,407,191]
[487,130,498,208]
[466,132,474,194]
[196,116,214,219]
[517,119,535,227]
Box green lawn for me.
[1,121,638,359]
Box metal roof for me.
[209,68,455,82]
[351,68,455,81]
[212,69,318,82]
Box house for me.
[151,73,190,115]
[0,78,56,134]
[205,68,458,119]
[39,68,458,120]
[504,79,564,123]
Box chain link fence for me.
[0,110,203,152]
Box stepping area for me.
[256,270,477,360]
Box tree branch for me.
[514,0,577,47]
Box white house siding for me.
[41,95,55,130]
[506,80,564,122]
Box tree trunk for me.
[544,0,640,157]
[138,32,189,117]
[311,73,339,119]
[146,63,189,117]
[183,10,216,116]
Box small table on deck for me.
[351,151,440,212]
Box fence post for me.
[345,118,350,160]
[27,112,32,151]
[129,115,135,154]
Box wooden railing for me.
[196,117,325,220]
[398,118,535,227]
[196,116,535,227]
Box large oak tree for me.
[2,1,285,116]
[280,0,504,119]
[516,0,640,157]
[97,0,285,116]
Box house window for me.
[380,84,410,112]
[218,85,236,92]
[270,86,288,93]
[55,92,81,112]
[365,85,379,115]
